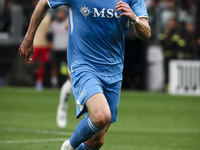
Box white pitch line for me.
[0,138,66,144]
[117,128,200,134]
[1,127,200,135]
[0,127,73,136]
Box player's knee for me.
[93,111,111,128]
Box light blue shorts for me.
[70,68,122,122]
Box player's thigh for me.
[86,93,111,126]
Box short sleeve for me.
[129,0,148,18]
[47,0,70,9]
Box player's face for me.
[57,10,66,22]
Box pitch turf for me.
[0,87,200,150]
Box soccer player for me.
[32,13,51,90]
[49,9,72,128]
[49,8,68,88]
[19,0,151,149]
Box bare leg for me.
[61,93,112,149]
[51,64,58,87]
[86,93,111,128]
[85,122,111,149]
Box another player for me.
[49,8,68,88]
[32,13,51,90]
[19,0,151,150]
[48,9,72,128]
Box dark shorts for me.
[51,50,67,65]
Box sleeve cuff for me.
[47,0,52,8]
[138,15,149,19]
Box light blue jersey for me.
[47,0,148,77]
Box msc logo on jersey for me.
[80,5,120,18]
[80,5,92,18]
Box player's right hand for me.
[18,38,34,61]
[115,1,137,22]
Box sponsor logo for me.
[80,5,120,18]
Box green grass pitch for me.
[0,87,200,150]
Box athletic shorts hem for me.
[76,90,118,123]
[76,91,103,119]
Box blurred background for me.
[0,0,200,95]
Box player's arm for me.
[115,1,151,41]
[19,0,50,61]
[65,18,69,30]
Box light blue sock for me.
[78,142,99,150]
[70,115,103,148]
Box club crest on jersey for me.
[80,5,120,18]
[80,5,92,18]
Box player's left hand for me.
[115,1,137,22]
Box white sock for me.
[51,77,58,87]
[59,80,72,106]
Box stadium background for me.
[0,0,200,150]
[0,0,200,91]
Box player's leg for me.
[33,47,50,90]
[32,47,43,90]
[61,121,111,150]
[35,63,45,90]
[77,81,121,150]
[56,78,72,128]
[77,122,111,150]
[59,79,72,105]
[69,93,111,147]
[85,93,111,128]
[77,77,122,150]
[61,93,111,150]
[58,63,72,106]
[51,51,59,88]
[57,65,72,128]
